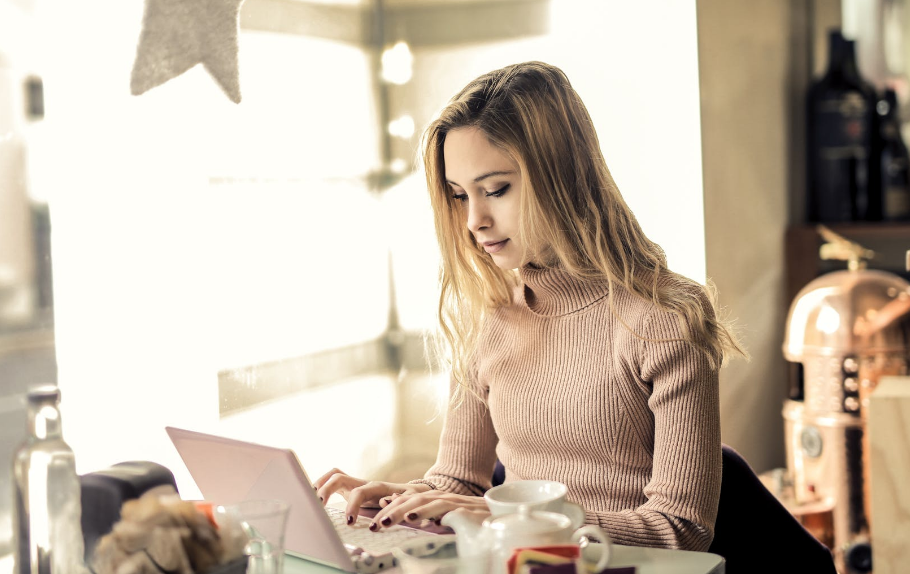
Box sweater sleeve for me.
[410,376,500,496]
[586,303,722,551]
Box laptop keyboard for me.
[325,505,428,555]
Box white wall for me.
[549,0,706,283]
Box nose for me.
[466,199,492,234]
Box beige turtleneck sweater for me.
[416,265,722,551]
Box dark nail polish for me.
[380,516,392,527]
[347,515,354,525]
[319,496,323,502]
[406,512,418,521]
[369,522,378,532]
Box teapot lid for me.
[485,505,572,534]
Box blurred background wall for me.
[697,0,838,479]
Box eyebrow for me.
[446,170,516,188]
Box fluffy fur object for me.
[91,485,233,574]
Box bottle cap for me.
[27,384,60,403]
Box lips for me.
[482,239,509,254]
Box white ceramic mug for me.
[484,480,586,528]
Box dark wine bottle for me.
[878,89,910,221]
[807,30,880,222]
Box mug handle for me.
[571,525,612,573]
[561,502,587,529]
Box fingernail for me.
[406,512,418,521]
[369,522,378,532]
[346,515,354,525]
[319,496,323,502]
[380,516,392,527]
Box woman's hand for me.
[313,468,434,527]
[371,490,490,531]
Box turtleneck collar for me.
[519,264,610,317]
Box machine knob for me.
[845,541,872,573]
[800,426,823,458]
[843,356,859,374]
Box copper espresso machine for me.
[782,226,910,573]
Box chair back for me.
[709,444,837,573]
[492,459,506,488]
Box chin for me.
[492,258,521,270]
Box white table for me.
[284,544,726,574]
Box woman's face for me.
[443,127,525,270]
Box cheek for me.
[503,197,522,228]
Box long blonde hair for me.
[422,61,747,396]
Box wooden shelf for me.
[796,222,910,238]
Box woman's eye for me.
[486,184,510,198]
[452,193,468,203]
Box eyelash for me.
[452,184,510,203]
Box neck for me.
[519,264,609,316]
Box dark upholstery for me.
[491,445,838,573]
[492,459,506,488]
[80,461,178,563]
[709,444,837,573]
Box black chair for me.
[80,461,179,564]
[491,445,838,573]
[709,444,837,573]
[492,459,506,488]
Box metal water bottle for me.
[12,385,87,574]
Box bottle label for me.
[884,186,910,218]
[809,89,875,221]
[816,92,870,160]
[883,155,910,219]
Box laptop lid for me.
[164,426,357,572]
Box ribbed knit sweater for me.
[416,265,722,551]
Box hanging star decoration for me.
[130,0,246,103]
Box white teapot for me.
[442,505,612,574]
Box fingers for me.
[378,492,401,508]
[313,474,440,528]
[316,472,357,506]
[345,481,403,525]
[374,495,448,528]
[370,492,489,531]
[313,468,346,490]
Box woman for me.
[315,61,746,551]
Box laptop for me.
[165,426,442,573]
